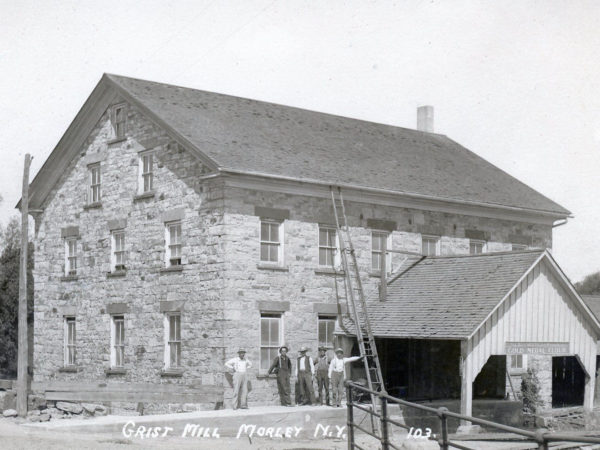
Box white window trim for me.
[112,103,127,140]
[421,234,440,257]
[469,239,487,255]
[318,226,341,269]
[89,163,101,204]
[509,354,527,374]
[138,150,154,194]
[111,230,126,272]
[165,221,182,267]
[64,316,76,367]
[64,237,77,276]
[317,315,337,350]
[371,231,392,274]
[259,220,284,265]
[259,313,283,373]
[164,312,182,369]
[110,315,125,369]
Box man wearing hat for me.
[267,344,292,406]
[328,348,363,407]
[225,349,252,409]
[315,346,332,405]
[295,346,316,405]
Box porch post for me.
[460,340,473,425]
[584,371,596,411]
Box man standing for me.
[267,344,292,406]
[225,349,252,410]
[295,346,316,405]
[315,346,331,405]
[328,348,363,407]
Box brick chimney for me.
[417,105,434,132]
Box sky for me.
[0,0,599,282]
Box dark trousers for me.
[298,370,316,404]
[316,370,330,405]
[276,371,291,406]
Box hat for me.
[279,345,289,352]
[299,346,309,353]
[238,348,246,354]
[318,346,327,351]
[335,348,344,354]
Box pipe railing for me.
[345,381,600,450]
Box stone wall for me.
[32,100,227,412]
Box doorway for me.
[552,356,585,408]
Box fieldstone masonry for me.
[32,99,554,412]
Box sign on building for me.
[505,342,570,355]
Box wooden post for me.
[379,237,387,301]
[17,154,31,417]
[460,340,473,425]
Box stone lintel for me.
[59,306,77,317]
[509,234,532,245]
[254,206,289,221]
[159,300,185,313]
[161,208,185,223]
[107,218,127,231]
[465,229,487,241]
[106,302,129,315]
[367,218,397,232]
[418,225,445,237]
[313,303,347,315]
[84,152,104,165]
[258,300,290,312]
[139,136,167,151]
[60,226,80,238]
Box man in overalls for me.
[315,346,331,405]
[268,344,292,406]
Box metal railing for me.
[345,381,600,450]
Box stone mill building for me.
[20,74,600,416]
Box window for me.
[113,104,127,140]
[111,315,125,368]
[165,221,182,267]
[371,232,392,273]
[421,235,440,256]
[64,317,76,366]
[89,163,101,204]
[512,244,527,251]
[510,354,526,372]
[139,152,154,193]
[111,230,126,272]
[260,220,282,264]
[65,238,77,276]
[469,239,486,255]
[318,315,336,350]
[319,227,340,267]
[165,313,181,368]
[260,313,282,371]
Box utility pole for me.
[17,153,31,417]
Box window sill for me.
[107,270,127,278]
[508,369,527,376]
[314,267,345,276]
[60,275,79,282]
[107,137,127,145]
[59,366,81,373]
[105,368,127,375]
[369,271,391,278]
[160,368,184,378]
[133,191,156,202]
[257,263,289,272]
[83,202,102,210]
[160,266,184,273]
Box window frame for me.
[112,103,127,140]
[165,221,182,267]
[110,315,125,369]
[64,316,76,367]
[317,315,336,351]
[421,235,440,257]
[259,313,283,373]
[469,239,486,255]
[509,354,527,374]
[164,312,182,369]
[88,163,101,204]
[371,231,392,274]
[318,226,341,268]
[260,220,284,265]
[64,237,78,276]
[138,151,154,194]
[111,229,126,272]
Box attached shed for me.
[342,250,600,419]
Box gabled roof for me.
[342,250,600,339]
[22,74,570,218]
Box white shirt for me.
[225,356,252,373]
[328,355,361,378]
[295,355,315,377]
